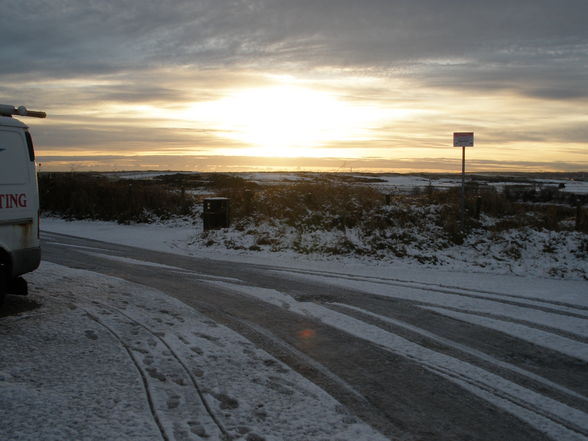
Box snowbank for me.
[42,216,587,280]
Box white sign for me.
[453,132,474,147]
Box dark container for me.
[203,197,230,230]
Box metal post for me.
[453,131,473,232]
[461,145,465,229]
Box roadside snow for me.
[0,262,386,441]
[42,214,587,283]
[42,217,194,252]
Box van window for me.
[25,130,35,161]
[0,130,29,185]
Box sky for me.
[1,0,587,173]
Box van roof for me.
[0,116,28,129]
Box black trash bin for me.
[203,197,230,230]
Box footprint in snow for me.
[190,346,203,355]
[188,421,208,437]
[146,367,167,382]
[84,330,98,340]
[167,394,181,409]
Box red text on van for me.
[0,193,27,208]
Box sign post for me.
[453,132,474,230]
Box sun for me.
[183,86,387,157]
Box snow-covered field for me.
[101,171,588,194]
[237,172,588,194]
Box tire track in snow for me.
[85,300,229,439]
[210,281,588,441]
[421,305,588,355]
[270,268,588,317]
[269,270,588,340]
[45,231,586,317]
[426,304,588,344]
[230,316,371,405]
[47,292,176,440]
[81,301,228,441]
[82,309,171,441]
[334,303,588,402]
[42,261,390,441]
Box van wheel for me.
[0,267,6,307]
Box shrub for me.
[39,173,196,223]
[40,172,587,265]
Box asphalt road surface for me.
[41,231,588,441]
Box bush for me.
[39,173,196,223]
[219,180,383,230]
[41,172,587,264]
[206,177,587,252]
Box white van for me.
[0,104,45,304]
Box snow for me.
[103,171,188,180]
[372,175,460,191]
[237,173,312,185]
[540,179,588,195]
[268,270,588,339]
[42,217,195,252]
[334,303,587,399]
[12,216,586,440]
[1,262,387,441]
[78,250,189,271]
[203,281,588,441]
[40,215,586,299]
[41,215,588,281]
[420,306,588,362]
[94,171,588,195]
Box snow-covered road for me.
[1,220,587,441]
[1,262,385,441]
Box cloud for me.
[3,1,587,101]
[33,124,246,153]
[3,1,587,73]
[3,0,587,172]
[36,154,588,173]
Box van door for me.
[0,130,31,187]
[0,128,34,226]
[0,126,41,279]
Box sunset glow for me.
[2,2,586,172]
[183,86,395,157]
